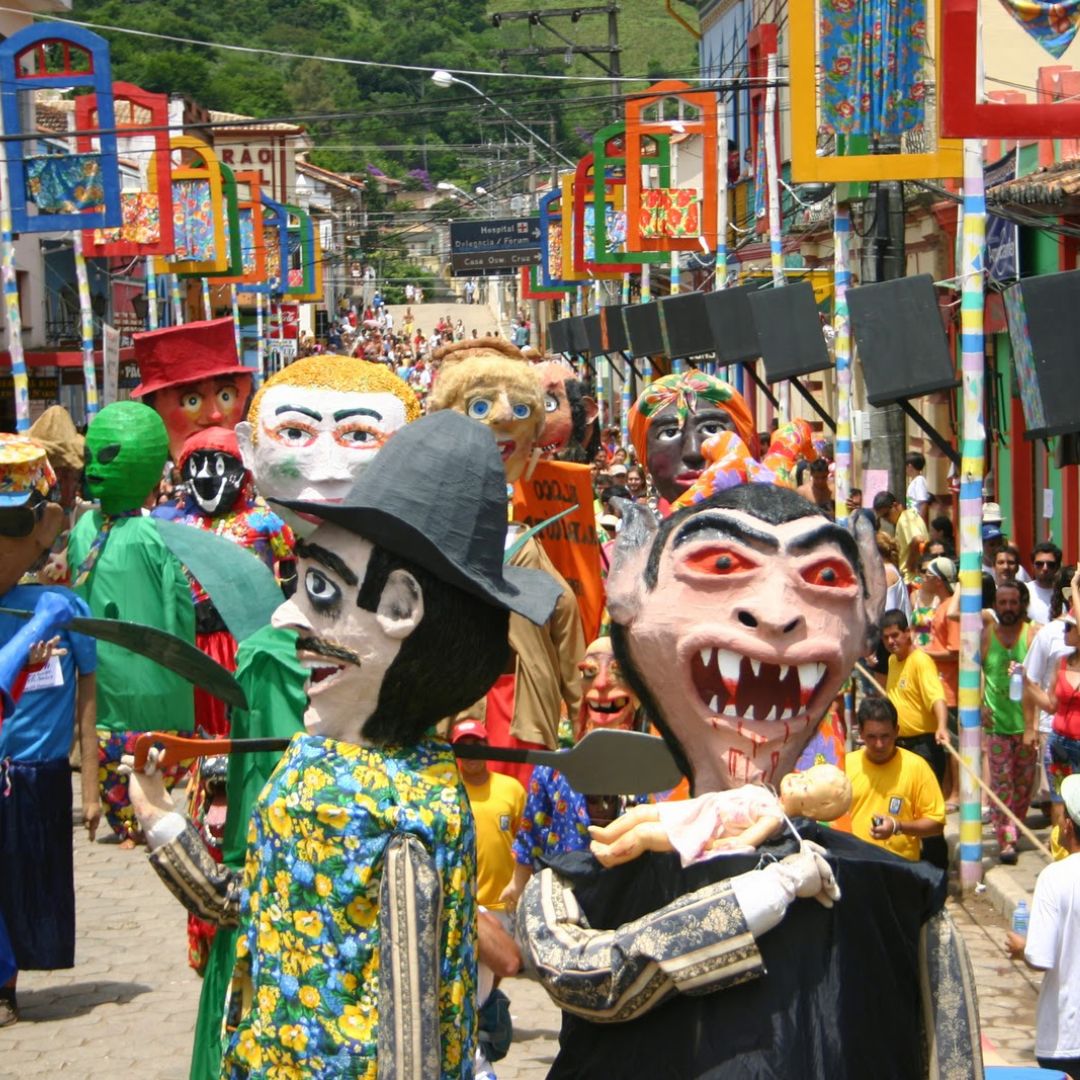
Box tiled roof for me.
[987,158,1080,214]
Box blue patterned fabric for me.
[25,154,104,212]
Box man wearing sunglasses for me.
[1029,543,1063,626]
[0,435,97,1028]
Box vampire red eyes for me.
[800,559,856,589]
[680,547,759,576]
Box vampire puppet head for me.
[177,427,248,518]
[270,410,561,746]
[84,401,169,515]
[607,483,885,794]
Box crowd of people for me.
[0,336,1077,1077]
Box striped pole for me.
[764,51,788,420]
[170,274,184,326]
[201,277,212,321]
[145,257,159,330]
[72,231,100,420]
[620,353,631,448]
[833,206,852,528]
[0,100,27,431]
[958,139,987,891]
[640,263,652,382]
[621,273,630,306]
[255,291,266,382]
[716,106,729,295]
[230,283,242,364]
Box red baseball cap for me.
[450,719,489,745]
[132,317,252,397]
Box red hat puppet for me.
[133,318,254,460]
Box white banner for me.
[102,323,121,406]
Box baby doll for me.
[589,763,852,868]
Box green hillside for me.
[69,0,696,183]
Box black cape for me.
[545,822,946,1080]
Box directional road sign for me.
[449,218,541,274]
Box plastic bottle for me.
[1012,900,1030,936]
[1009,666,1024,703]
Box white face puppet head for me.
[235,356,419,535]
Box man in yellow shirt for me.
[451,719,526,912]
[873,490,928,584]
[846,697,946,862]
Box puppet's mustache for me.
[296,635,363,668]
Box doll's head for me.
[778,763,852,822]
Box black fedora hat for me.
[274,410,561,626]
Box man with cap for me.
[0,435,97,1027]
[1007,773,1080,1077]
[924,556,962,806]
[132,317,254,461]
[873,490,928,585]
[122,411,561,1078]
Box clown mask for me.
[179,428,247,518]
[151,375,252,462]
[84,402,169,515]
[576,636,638,738]
[607,484,884,793]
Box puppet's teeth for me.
[749,658,761,677]
[718,651,741,685]
[777,665,789,681]
[709,694,719,713]
[722,703,741,719]
[797,662,825,693]
[763,704,777,722]
[744,705,756,721]
[779,706,795,721]
[700,647,713,669]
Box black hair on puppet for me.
[356,545,511,745]
[560,378,591,463]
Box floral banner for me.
[25,154,104,213]
[820,0,927,138]
[93,191,161,246]
[239,210,257,275]
[171,179,216,263]
[639,188,700,239]
[547,222,563,278]
[997,0,1080,58]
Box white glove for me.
[118,748,185,850]
[731,841,841,939]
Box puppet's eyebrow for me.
[275,404,322,421]
[334,407,382,422]
[296,540,358,586]
[786,523,863,582]
[673,513,780,552]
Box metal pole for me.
[0,99,28,431]
[833,205,852,528]
[255,291,265,382]
[72,231,100,421]
[958,138,987,891]
[170,273,184,325]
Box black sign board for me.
[601,305,628,353]
[450,251,538,275]
[548,318,573,355]
[658,292,713,360]
[581,314,604,355]
[622,303,663,358]
[703,285,762,364]
[449,218,542,275]
[749,281,832,383]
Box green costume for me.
[189,624,307,1080]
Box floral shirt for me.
[512,765,591,869]
[222,734,476,1079]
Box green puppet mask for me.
[85,401,169,514]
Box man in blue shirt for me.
[0,435,98,1028]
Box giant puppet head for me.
[268,410,561,744]
[177,426,248,518]
[428,352,544,483]
[535,359,599,462]
[627,371,756,506]
[607,483,885,794]
[576,635,639,739]
[0,435,64,594]
[132,318,254,461]
[84,401,170,515]
[235,355,419,532]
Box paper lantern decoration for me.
[624,81,718,253]
[152,136,229,275]
[560,175,622,281]
[208,170,266,286]
[940,0,1080,137]
[0,24,122,233]
[789,0,963,182]
[78,82,173,257]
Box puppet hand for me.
[118,748,174,829]
[590,821,673,867]
[777,841,840,909]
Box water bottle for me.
[1012,900,1030,935]
[1009,665,1024,703]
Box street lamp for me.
[429,69,576,167]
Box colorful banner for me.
[512,460,604,643]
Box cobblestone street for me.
[0,783,1046,1078]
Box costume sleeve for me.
[377,833,442,1079]
[513,768,554,868]
[146,820,244,927]
[518,865,763,1023]
[550,572,586,721]
[918,909,984,1080]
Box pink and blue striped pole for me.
[833,206,852,528]
[72,231,100,420]
[958,139,987,891]
[0,151,27,429]
[145,258,159,330]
